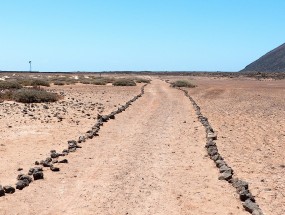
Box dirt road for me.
[0,80,247,214]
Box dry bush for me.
[31,79,50,87]
[0,90,14,101]
[134,78,151,83]
[171,80,196,88]
[112,78,136,86]
[79,79,93,84]
[53,81,65,86]
[0,81,22,89]
[93,77,115,85]
[12,89,59,103]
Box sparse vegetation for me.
[0,81,22,89]
[53,81,65,86]
[171,80,196,88]
[91,77,116,85]
[134,78,151,83]
[12,89,59,103]
[113,78,136,86]
[31,79,50,87]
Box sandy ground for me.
[185,77,285,215]
[0,79,248,214]
[0,83,142,185]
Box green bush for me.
[171,80,196,88]
[0,81,22,89]
[13,89,59,103]
[31,79,50,87]
[113,78,136,86]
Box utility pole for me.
[29,61,32,72]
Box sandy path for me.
[0,80,247,215]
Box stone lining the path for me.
[177,87,264,215]
[0,83,148,197]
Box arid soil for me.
[184,77,285,215]
[0,79,249,215]
[0,83,142,186]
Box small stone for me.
[243,199,259,213]
[58,159,68,163]
[215,159,226,168]
[252,209,264,215]
[50,166,60,172]
[33,171,44,180]
[207,132,217,140]
[42,161,52,167]
[17,174,32,183]
[218,171,232,181]
[17,168,23,171]
[16,180,29,190]
[3,186,15,194]
[52,159,59,163]
[219,165,233,173]
[28,168,35,175]
[45,157,52,163]
[239,188,254,202]
[78,136,86,143]
[51,152,59,158]
[0,186,5,197]
[35,161,40,165]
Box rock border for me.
[0,83,148,197]
[176,87,264,215]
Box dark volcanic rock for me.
[243,199,261,213]
[16,180,29,190]
[50,166,60,172]
[51,152,59,158]
[3,186,15,194]
[33,171,44,180]
[17,174,32,183]
[42,161,52,167]
[218,171,232,181]
[0,186,5,197]
[58,159,68,163]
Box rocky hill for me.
[241,43,285,72]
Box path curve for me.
[0,79,247,215]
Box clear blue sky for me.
[1,0,285,72]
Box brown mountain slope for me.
[241,43,285,72]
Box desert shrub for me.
[53,81,65,86]
[92,79,107,85]
[13,89,59,103]
[17,79,33,86]
[113,78,136,86]
[31,79,50,87]
[171,80,196,88]
[79,79,92,84]
[0,81,22,89]
[135,78,151,83]
[0,90,14,101]
[90,77,115,85]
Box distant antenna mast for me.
[29,61,32,72]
